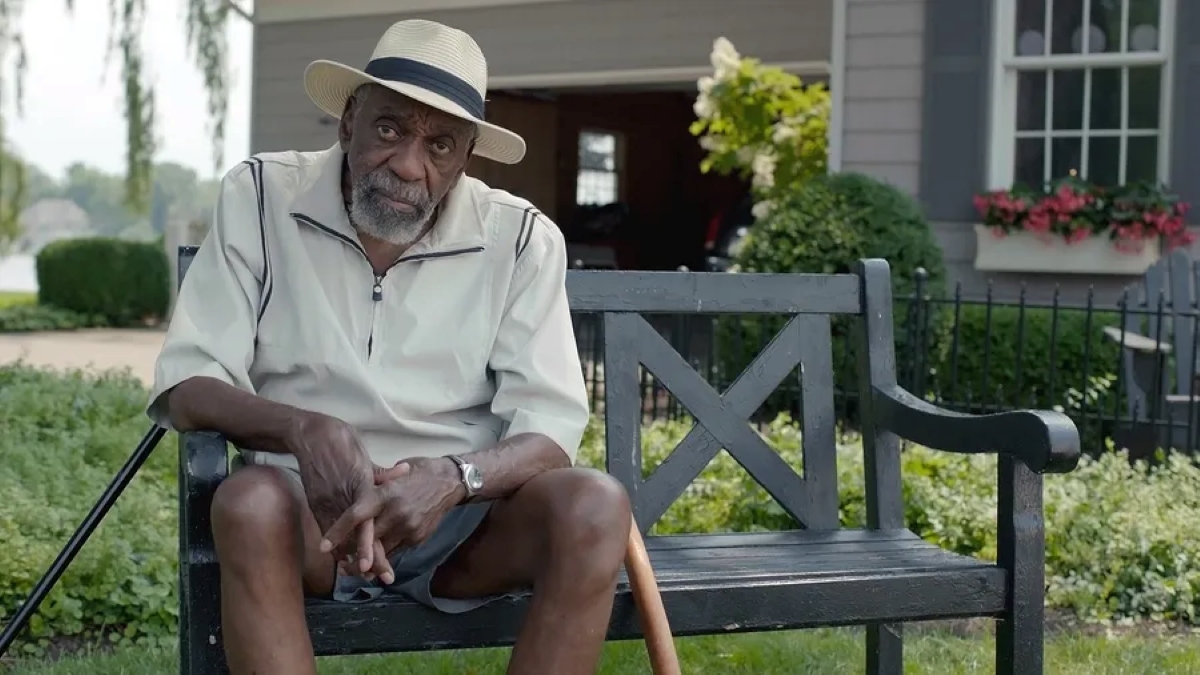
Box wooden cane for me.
[624,516,681,675]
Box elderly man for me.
[147,19,631,675]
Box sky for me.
[3,0,253,181]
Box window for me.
[987,0,1176,189]
[575,130,621,205]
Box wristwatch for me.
[448,454,483,500]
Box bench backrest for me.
[175,246,903,535]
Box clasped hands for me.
[289,412,466,586]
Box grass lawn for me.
[0,291,35,309]
[3,625,1199,674]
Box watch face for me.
[465,465,484,490]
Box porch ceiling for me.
[254,0,572,24]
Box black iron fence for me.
[569,269,1200,458]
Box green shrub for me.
[731,172,945,292]
[715,172,947,419]
[924,304,1124,415]
[35,237,169,326]
[0,304,108,333]
[2,366,1197,652]
[815,171,946,298]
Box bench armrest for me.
[178,430,229,555]
[1101,325,1172,354]
[872,384,1081,474]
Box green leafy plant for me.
[0,304,107,333]
[688,36,830,217]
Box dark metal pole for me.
[0,424,168,657]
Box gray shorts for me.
[231,455,502,614]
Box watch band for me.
[448,454,478,498]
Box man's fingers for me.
[372,539,394,585]
[319,492,382,554]
[356,518,375,573]
[374,461,412,484]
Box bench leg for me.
[996,455,1044,675]
[178,431,231,675]
[866,622,902,674]
[179,560,227,675]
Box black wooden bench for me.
[174,245,1081,674]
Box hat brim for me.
[303,59,526,165]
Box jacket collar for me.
[288,143,487,257]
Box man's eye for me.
[431,141,451,155]
[377,126,398,140]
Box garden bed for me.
[2,363,1200,662]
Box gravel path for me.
[0,328,165,385]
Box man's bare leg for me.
[210,465,337,675]
[430,467,632,675]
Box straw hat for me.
[303,19,526,164]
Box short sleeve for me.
[488,213,590,463]
[145,163,265,429]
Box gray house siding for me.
[841,0,925,197]
[250,0,831,154]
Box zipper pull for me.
[372,275,383,301]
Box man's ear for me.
[337,98,357,148]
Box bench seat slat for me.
[279,529,1005,657]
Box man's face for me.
[338,84,477,246]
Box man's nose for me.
[388,140,426,183]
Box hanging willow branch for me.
[0,0,231,250]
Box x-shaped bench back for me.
[566,267,878,534]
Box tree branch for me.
[222,0,252,23]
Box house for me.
[248,0,1199,302]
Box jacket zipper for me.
[290,213,484,360]
[367,273,384,359]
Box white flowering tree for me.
[689,37,830,220]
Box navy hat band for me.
[363,56,486,119]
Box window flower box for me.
[972,178,1192,275]
[973,224,1160,275]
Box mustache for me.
[358,168,431,208]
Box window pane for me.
[1016,0,1048,55]
[1088,0,1121,53]
[1126,135,1159,183]
[1087,136,1120,186]
[1128,66,1161,130]
[1017,71,1047,131]
[1090,67,1121,130]
[1127,0,1161,52]
[578,131,616,171]
[1051,136,1083,179]
[1052,69,1086,130]
[1015,137,1047,187]
[576,170,617,205]
[1051,0,1084,53]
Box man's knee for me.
[539,468,631,570]
[211,465,301,556]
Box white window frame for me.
[985,0,1177,190]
